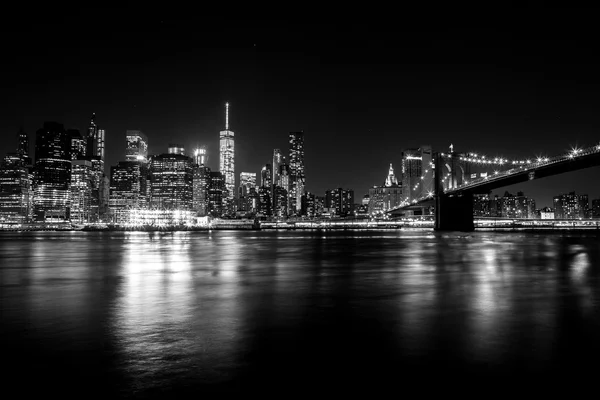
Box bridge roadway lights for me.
[435,192,475,232]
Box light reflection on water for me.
[1,230,600,395]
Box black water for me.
[1,230,600,396]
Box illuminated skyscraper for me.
[17,128,31,166]
[192,165,211,216]
[0,145,32,224]
[219,102,235,213]
[272,149,283,187]
[289,131,305,215]
[208,171,225,217]
[325,188,354,217]
[109,160,149,223]
[33,122,72,222]
[261,164,272,188]
[71,159,93,223]
[401,146,432,203]
[238,172,257,213]
[68,129,86,160]
[194,145,208,166]
[368,164,403,215]
[149,150,194,210]
[125,130,148,161]
[86,113,106,221]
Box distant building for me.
[401,146,432,203]
[193,146,208,166]
[193,165,211,216]
[238,172,257,214]
[592,199,600,218]
[258,186,272,217]
[368,164,403,215]
[86,114,106,222]
[261,164,272,188]
[326,188,354,217]
[539,207,554,220]
[473,193,490,217]
[289,131,305,216]
[68,129,86,160]
[149,151,194,210]
[273,186,288,217]
[0,150,32,224]
[33,122,72,222]
[71,159,94,223]
[208,171,225,217]
[272,149,283,188]
[301,191,316,218]
[126,130,148,161]
[109,161,149,223]
[554,191,588,219]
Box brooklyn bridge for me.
[388,144,600,231]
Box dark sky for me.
[1,7,599,207]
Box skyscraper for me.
[17,128,31,166]
[86,113,106,221]
[238,172,257,214]
[149,149,194,210]
[71,159,93,223]
[68,129,86,160]
[194,146,208,166]
[219,103,235,214]
[33,122,72,222]
[261,164,272,188]
[289,131,305,216]
[368,164,403,215]
[125,130,148,161]
[272,149,283,187]
[193,165,211,216]
[110,161,149,223]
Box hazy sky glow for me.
[2,8,599,207]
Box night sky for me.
[2,8,599,207]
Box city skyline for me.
[3,11,600,207]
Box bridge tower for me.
[434,152,474,231]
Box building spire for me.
[225,102,229,130]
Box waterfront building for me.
[33,121,72,222]
[0,151,32,224]
[257,186,272,217]
[473,193,490,217]
[238,172,257,213]
[219,103,235,214]
[368,164,403,215]
[273,186,288,218]
[553,191,588,219]
[289,131,305,216]
[125,130,148,161]
[149,150,194,211]
[71,159,94,223]
[301,191,316,218]
[539,207,555,219]
[109,161,149,223]
[592,199,600,218]
[193,165,211,216]
[208,171,225,217]
[325,188,354,217]
[85,114,106,222]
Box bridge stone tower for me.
[434,152,475,231]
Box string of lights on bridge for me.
[396,143,600,209]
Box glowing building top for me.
[384,163,399,187]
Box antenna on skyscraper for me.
[225,102,229,130]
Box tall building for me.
[70,160,93,223]
[554,191,588,219]
[17,128,32,166]
[238,172,257,214]
[193,165,211,216]
[326,188,354,217]
[368,163,403,215]
[261,164,272,188]
[125,130,148,161]
[109,161,149,223]
[401,146,432,203]
[273,186,288,218]
[149,150,194,210]
[219,102,235,214]
[258,186,272,217]
[208,171,225,217]
[0,150,32,224]
[473,193,490,217]
[301,191,316,218]
[592,199,600,218]
[33,122,72,222]
[86,113,106,222]
[289,131,305,216]
[194,146,208,166]
[68,129,86,160]
[272,149,283,188]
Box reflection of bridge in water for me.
[388,144,600,231]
